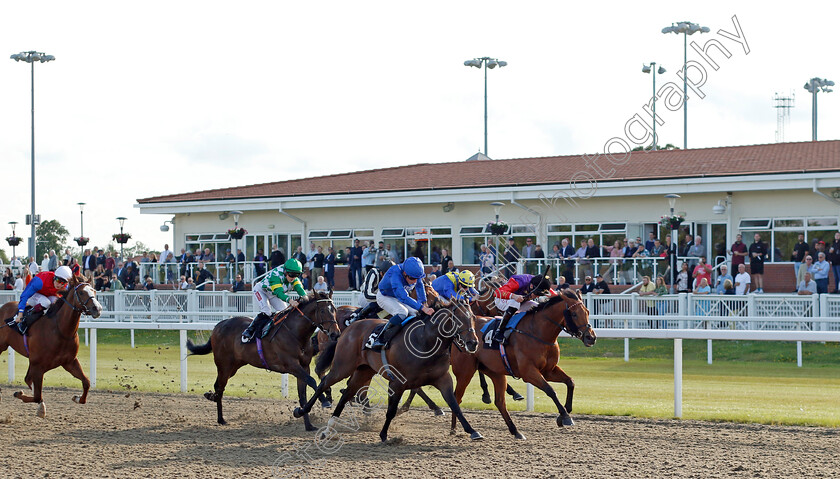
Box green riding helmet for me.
[283,258,303,275]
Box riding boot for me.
[242,312,270,343]
[371,315,404,350]
[350,302,378,325]
[17,305,44,336]
[493,307,519,344]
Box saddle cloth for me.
[480,312,527,350]
[362,324,387,351]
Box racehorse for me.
[186,291,340,431]
[0,276,102,418]
[314,293,446,415]
[450,289,596,439]
[295,292,484,442]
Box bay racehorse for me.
[186,291,340,431]
[0,276,102,418]
[450,289,596,439]
[295,292,484,442]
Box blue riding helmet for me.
[402,257,426,279]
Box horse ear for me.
[328,289,333,299]
[575,288,583,301]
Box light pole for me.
[661,22,709,149]
[464,57,508,157]
[230,210,243,280]
[8,221,18,260]
[116,217,127,260]
[642,63,666,150]
[10,51,55,259]
[78,202,86,239]
[490,202,504,273]
[804,77,834,141]
[665,194,681,293]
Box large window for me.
[460,226,488,265]
[547,223,628,252]
[740,216,839,262]
[308,229,372,264]
[185,233,233,260]
[383,227,451,265]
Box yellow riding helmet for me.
[456,270,475,288]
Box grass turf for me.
[1,331,838,427]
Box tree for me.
[632,143,680,151]
[35,219,70,259]
[0,248,8,264]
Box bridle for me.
[543,296,592,340]
[294,297,339,338]
[443,301,478,353]
[64,282,98,316]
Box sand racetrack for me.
[0,386,837,478]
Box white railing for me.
[136,260,266,285]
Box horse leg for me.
[378,385,405,443]
[293,360,359,419]
[14,366,39,403]
[14,366,46,417]
[296,374,317,432]
[433,374,482,441]
[204,364,238,425]
[313,367,376,438]
[544,365,575,413]
[450,356,476,433]
[396,389,417,416]
[62,358,90,404]
[520,365,574,427]
[415,388,444,416]
[478,372,492,404]
[506,384,525,401]
[487,371,524,439]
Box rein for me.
[270,297,338,343]
[515,297,589,344]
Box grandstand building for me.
[137,140,840,291]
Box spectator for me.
[722,279,735,295]
[603,240,622,283]
[654,276,669,320]
[798,272,817,295]
[179,275,189,290]
[313,275,329,293]
[29,256,41,275]
[14,273,24,292]
[110,275,124,291]
[694,277,711,295]
[230,274,246,292]
[430,263,443,278]
[811,252,831,294]
[269,244,286,269]
[306,242,318,271]
[621,239,637,284]
[384,242,399,262]
[440,248,453,274]
[185,277,196,290]
[534,244,545,261]
[692,256,713,289]
[586,238,603,277]
[223,249,236,282]
[791,234,810,279]
[796,256,814,290]
[676,262,691,293]
[446,259,458,274]
[105,252,116,272]
[362,242,377,273]
[237,248,245,265]
[522,238,536,258]
[301,270,311,290]
[81,249,95,279]
[429,246,441,266]
[593,273,610,294]
[194,262,214,291]
[829,232,840,293]
[324,247,336,289]
[160,244,174,282]
[178,248,192,277]
[715,264,734,294]
[479,244,494,275]
[93,265,108,291]
[254,249,267,277]
[123,264,138,290]
[68,257,81,277]
[734,263,751,295]
[503,238,520,278]
[293,246,307,270]
[201,248,215,263]
[748,233,768,293]
[349,239,364,290]
[63,248,72,265]
[548,243,561,260]
[310,246,325,282]
[687,235,704,270]
[580,275,596,294]
[95,249,106,268]
[2,268,12,290]
[644,232,656,253]
[376,241,388,262]
[730,233,748,272]
[639,275,657,317]
[682,234,694,258]
[559,238,575,279]
[47,250,58,272]
[144,276,156,291]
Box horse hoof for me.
[37,402,46,418]
[433,408,445,417]
[449,428,457,436]
[514,432,526,440]
[320,401,332,409]
[72,395,82,404]
[305,424,317,432]
[469,431,484,441]
[203,392,216,402]
[557,415,575,427]
[292,407,304,419]
[13,391,22,399]
[218,419,227,426]
[481,393,491,404]
[512,393,525,401]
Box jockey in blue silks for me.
[371,257,434,349]
[431,270,478,302]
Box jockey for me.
[347,260,393,326]
[242,258,307,343]
[14,265,73,335]
[371,257,434,350]
[493,273,553,343]
[431,270,478,302]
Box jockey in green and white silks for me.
[242,258,307,343]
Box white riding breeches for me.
[357,295,373,308]
[253,285,288,316]
[494,297,538,313]
[26,293,56,310]
[376,291,418,318]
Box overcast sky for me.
[1,1,837,255]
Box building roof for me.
[137,140,840,204]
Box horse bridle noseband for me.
[64,283,98,316]
[543,298,591,339]
[295,297,339,336]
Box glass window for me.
[548,224,572,233]
[546,235,572,251]
[430,238,453,267]
[406,227,427,236]
[406,238,427,263]
[198,234,215,241]
[382,238,405,263]
[214,234,229,240]
[739,219,771,229]
[329,230,352,238]
[808,218,838,227]
[291,235,301,254]
[577,224,599,232]
[774,219,804,228]
[600,223,627,232]
[354,229,374,237]
[773,231,802,262]
[461,237,485,265]
[309,230,329,238]
[483,224,509,234]
[382,228,404,237]
[511,224,537,234]
[431,227,451,235]
[185,234,199,242]
[460,226,484,234]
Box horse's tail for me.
[186,338,212,356]
[315,340,337,375]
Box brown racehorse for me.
[315,297,446,415]
[0,276,102,417]
[295,292,484,442]
[186,291,340,431]
[450,289,596,439]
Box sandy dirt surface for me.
[0,386,838,478]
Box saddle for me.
[480,312,527,350]
[362,324,387,351]
[3,305,44,337]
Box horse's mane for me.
[297,291,330,308]
[531,290,576,313]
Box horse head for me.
[67,276,102,319]
[299,291,340,340]
[560,289,596,347]
[428,294,479,354]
